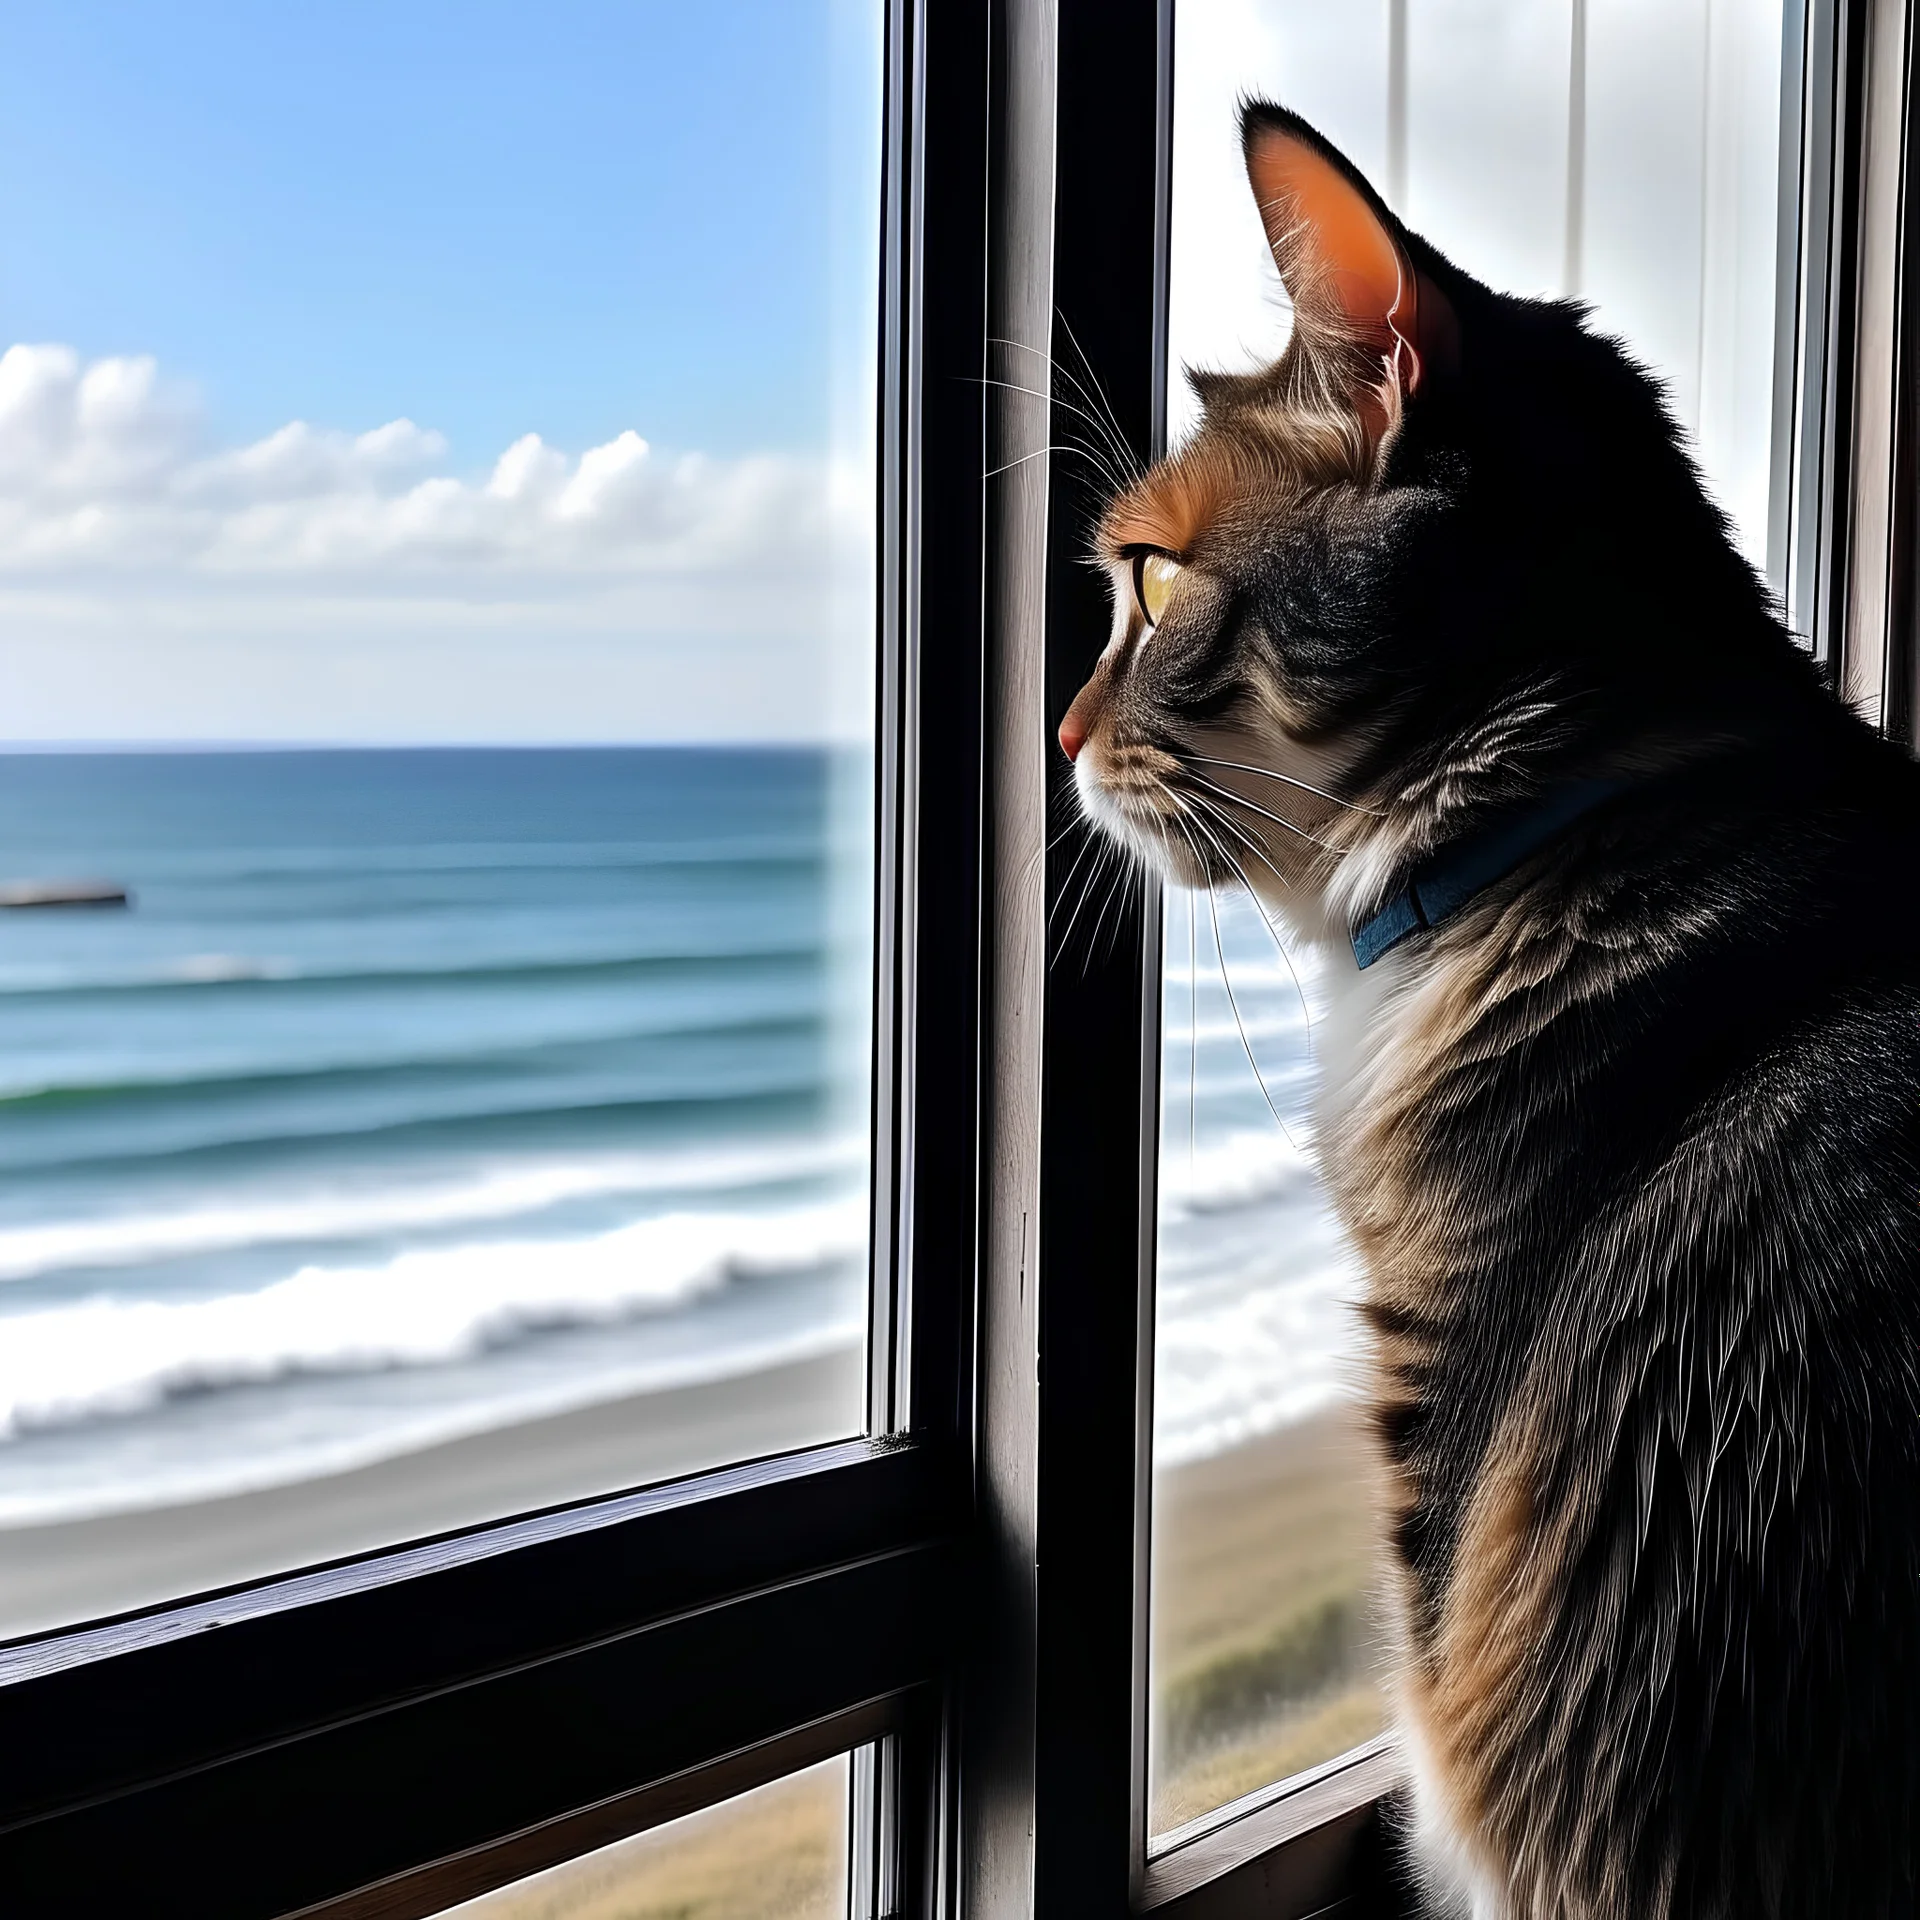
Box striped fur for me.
[1064,104,1920,1915]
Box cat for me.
[1061,102,1920,1917]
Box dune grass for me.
[452,1758,847,1920]
[459,1411,1386,1899]
[1151,1404,1388,1832]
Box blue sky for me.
[0,1,880,742]
[1,0,863,458]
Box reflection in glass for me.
[441,1755,850,1920]
[0,2,881,1636]
[1153,0,1788,1835]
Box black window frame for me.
[1789,0,1920,738]
[0,3,1897,1916]
[0,1,990,1910]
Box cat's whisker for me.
[1173,815,1298,1151]
[1182,753,1381,816]
[1178,790,1289,895]
[1053,314,1145,482]
[1021,808,1087,898]
[986,444,1059,482]
[1054,355,1143,494]
[1047,825,1105,939]
[1204,885,1299,1150]
[986,439,1129,494]
[1180,770,1342,854]
[974,375,1138,495]
[1175,879,1190,1175]
[1052,825,1130,970]
[1086,834,1151,973]
[991,335,1145,487]
[1180,800,1314,1048]
[1081,853,1133,975]
[976,393,1134,497]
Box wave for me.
[0,1197,867,1440]
[1157,1126,1322,1216]
[166,837,830,882]
[0,1013,822,1110]
[0,943,822,999]
[0,1083,843,1187]
[0,1315,867,1526]
[0,1137,864,1283]
[1153,1248,1364,1465]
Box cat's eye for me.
[1131,550,1183,629]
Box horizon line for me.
[0,738,867,755]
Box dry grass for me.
[1153,1683,1387,1833]
[456,1411,1387,1893]
[1150,1405,1387,1833]
[452,1758,847,1920]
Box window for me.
[437,1754,853,1920]
[0,3,1903,1917]
[1148,0,1799,1848]
[0,0,881,1637]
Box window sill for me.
[1139,1737,1406,1918]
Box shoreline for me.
[0,1360,1375,1670]
[0,1345,865,1642]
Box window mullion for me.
[964,1,1168,1913]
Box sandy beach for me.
[0,1368,1391,1918]
[0,1351,1387,1852]
[1152,1400,1387,1830]
[0,1345,864,1642]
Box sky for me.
[0,0,881,743]
[1169,0,1784,578]
[2,1,1788,744]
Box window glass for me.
[1152,0,1788,1837]
[0,0,882,1637]
[438,1754,851,1920]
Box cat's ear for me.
[1241,102,1455,423]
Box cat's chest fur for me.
[1304,936,1409,1159]
[1296,921,1557,1619]
[1302,931,1479,1291]
[1301,935,1514,1905]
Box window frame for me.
[0,1,991,1913]
[969,4,1414,1914]
[0,2,1895,1916]
[1790,0,1920,739]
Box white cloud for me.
[0,342,839,582]
[0,343,873,742]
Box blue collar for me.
[1350,776,1626,969]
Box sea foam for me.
[0,1138,863,1284]
[0,1196,866,1439]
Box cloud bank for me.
[0,343,838,579]
[0,345,871,743]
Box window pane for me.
[0,2,882,1636]
[1152,0,1788,1837]
[438,1754,850,1920]
[1152,899,1385,1835]
[1168,0,1786,568]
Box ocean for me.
[0,748,1358,1534]
[1155,891,1364,1466]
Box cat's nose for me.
[1058,710,1086,762]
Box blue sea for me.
[0,749,875,1525]
[0,748,1359,1530]
[1154,892,1364,1466]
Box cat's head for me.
[1061,103,1785,944]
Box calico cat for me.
[1062,103,1920,1917]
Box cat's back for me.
[1378,736,1920,1917]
